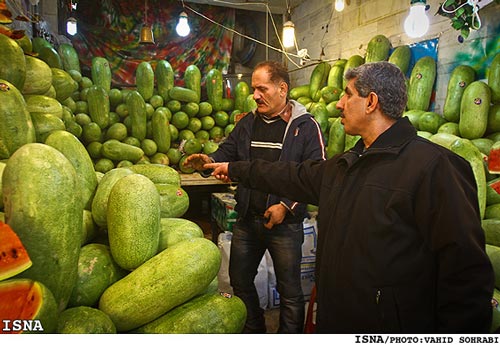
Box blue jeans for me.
[229,216,305,333]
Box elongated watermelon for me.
[155,60,174,102]
[128,163,181,185]
[107,174,161,270]
[57,43,81,73]
[388,45,411,75]
[3,143,82,312]
[459,80,491,140]
[51,67,78,102]
[184,64,201,103]
[91,57,111,92]
[443,65,476,123]
[407,56,436,111]
[450,138,487,220]
[91,167,134,229]
[365,34,391,63]
[309,62,330,101]
[136,61,154,101]
[98,237,221,331]
[0,33,26,91]
[234,81,250,111]
[134,292,246,334]
[0,80,36,160]
[327,59,346,89]
[45,130,98,211]
[22,55,53,95]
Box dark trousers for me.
[229,216,305,333]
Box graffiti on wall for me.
[446,9,500,79]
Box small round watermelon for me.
[57,306,116,334]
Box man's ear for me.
[366,92,379,114]
[279,81,288,96]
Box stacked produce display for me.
[0,32,247,334]
[0,28,499,333]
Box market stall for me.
[0,0,499,336]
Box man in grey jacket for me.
[200,61,494,333]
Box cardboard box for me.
[211,192,238,232]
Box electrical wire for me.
[180,0,304,68]
[440,0,481,30]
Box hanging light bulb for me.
[176,12,191,37]
[66,17,77,36]
[335,0,345,12]
[404,0,430,38]
[282,21,295,48]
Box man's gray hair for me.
[344,61,408,119]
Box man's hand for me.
[263,203,287,229]
[204,162,231,183]
[183,153,212,171]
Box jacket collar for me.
[341,117,417,167]
[352,117,416,154]
[252,99,308,123]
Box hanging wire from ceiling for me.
[180,0,308,69]
[319,3,335,60]
[440,0,482,30]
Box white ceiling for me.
[181,0,305,14]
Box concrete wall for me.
[288,0,500,112]
[40,0,58,34]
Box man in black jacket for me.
[199,61,495,333]
[185,60,326,333]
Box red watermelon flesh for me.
[0,278,58,334]
[0,221,32,281]
[489,142,500,174]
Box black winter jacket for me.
[210,100,326,223]
[228,117,494,333]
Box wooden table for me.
[179,173,235,243]
[180,172,229,187]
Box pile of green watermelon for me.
[0,31,253,175]
[0,127,246,334]
[1,28,500,332]
[0,32,247,333]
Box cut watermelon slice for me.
[489,141,500,174]
[0,221,32,281]
[490,177,500,195]
[0,278,58,333]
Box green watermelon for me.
[156,184,190,218]
[0,79,36,159]
[158,218,204,251]
[0,33,26,91]
[134,292,246,334]
[57,306,116,334]
[22,55,53,95]
[68,243,128,308]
